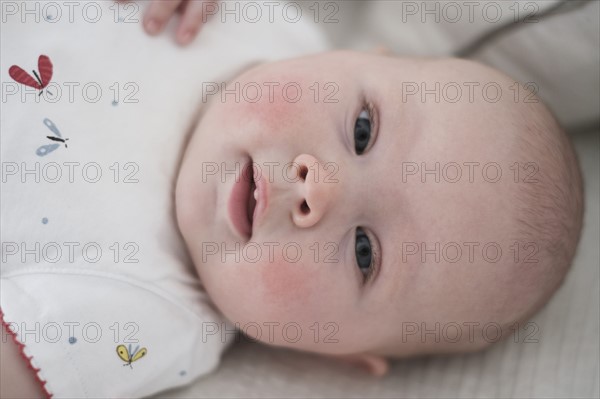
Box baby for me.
[1,1,584,397]
[175,51,584,371]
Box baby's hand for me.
[140,0,218,45]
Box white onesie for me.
[0,1,327,397]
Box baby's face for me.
[176,51,529,356]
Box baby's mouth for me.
[228,158,256,240]
[247,164,257,230]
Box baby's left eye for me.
[355,227,373,276]
[354,109,372,155]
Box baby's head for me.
[175,51,583,368]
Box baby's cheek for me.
[257,254,317,316]
[232,79,314,139]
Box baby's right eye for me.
[354,108,372,155]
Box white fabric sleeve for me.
[1,268,232,398]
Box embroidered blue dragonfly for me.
[36,118,68,156]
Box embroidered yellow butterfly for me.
[116,344,147,368]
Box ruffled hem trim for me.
[0,308,53,399]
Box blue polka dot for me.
[112,100,118,106]
[179,370,186,376]
[42,217,48,224]
[69,337,77,344]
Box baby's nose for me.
[290,154,339,228]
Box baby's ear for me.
[331,353,390,377]
[371,45,393,56]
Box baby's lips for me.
[228,159,253,240]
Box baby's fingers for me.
[144,0,183,35]
[176,1,217,45]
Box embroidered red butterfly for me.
[9,55,53,96]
